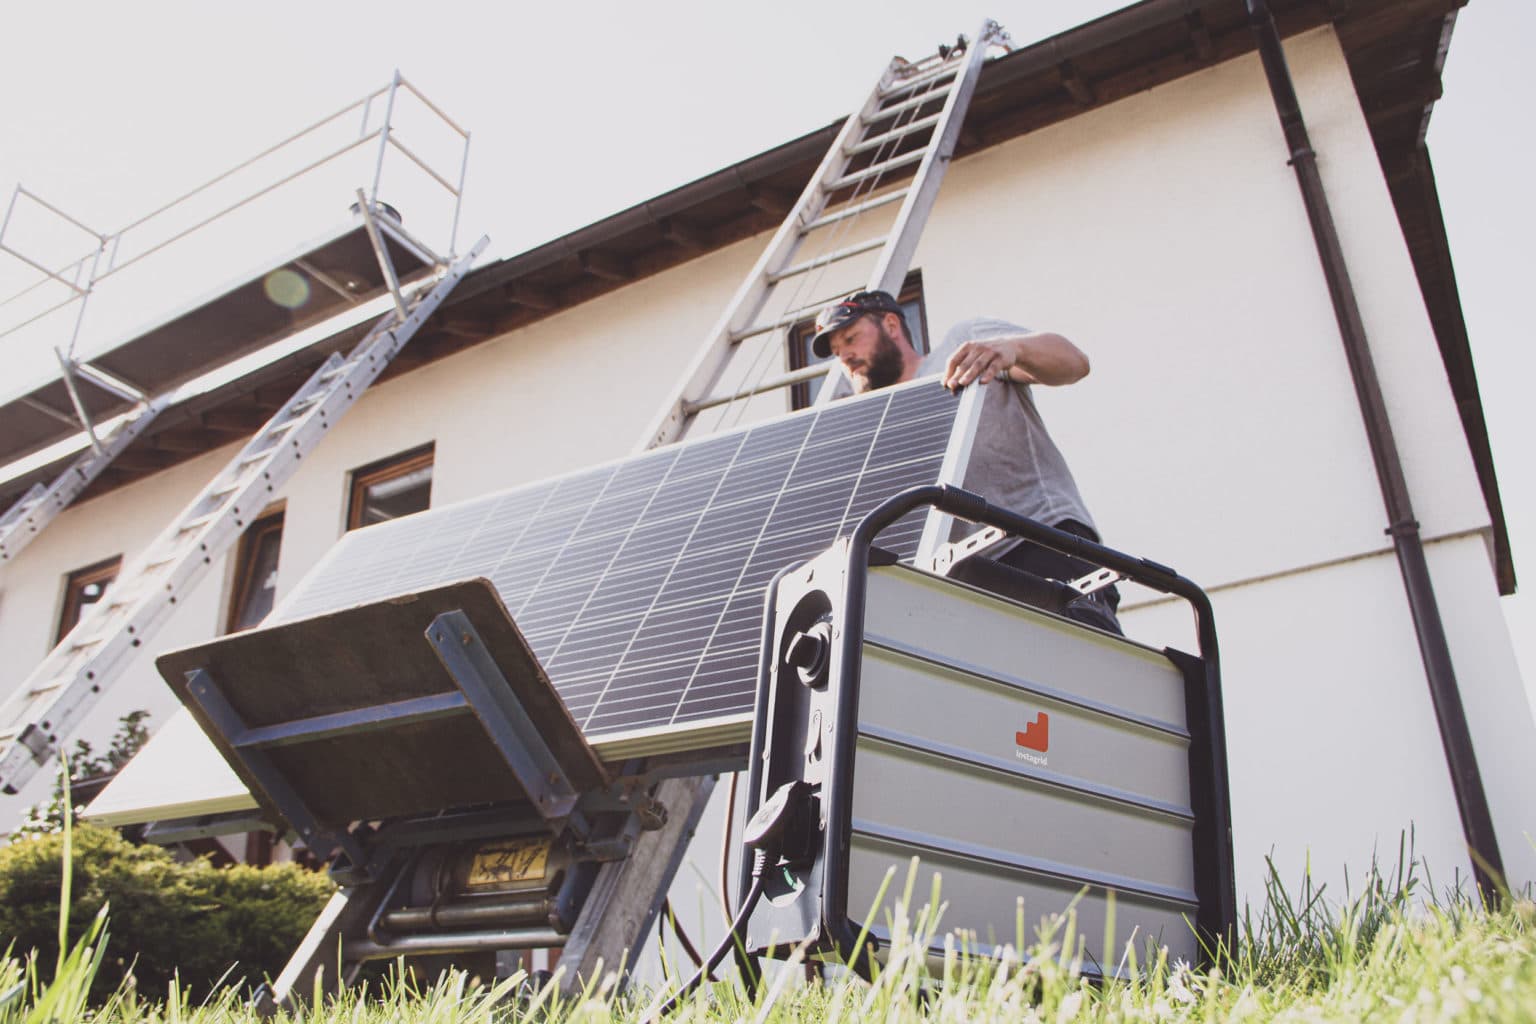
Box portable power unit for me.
[740,486,1235,978]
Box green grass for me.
[1,847,1532,1023]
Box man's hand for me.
[942,331,1089,390]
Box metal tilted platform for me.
[163,580,647,971]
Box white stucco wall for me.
[1,21,1529,965]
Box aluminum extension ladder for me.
[558,21,1010,989]
[0,397,166,564]
[638,19,1009,451]
[0,234,488,798]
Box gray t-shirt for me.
[920,317,1097,535]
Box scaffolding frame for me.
[1,71,470,355]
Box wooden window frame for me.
[786,272,930,409]
[225,507,286,634]
[347,444,435,532]
[57,555,122,643]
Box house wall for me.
[1,22,1529,961]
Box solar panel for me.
[274,377,966,751]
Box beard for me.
[852,323,907,391]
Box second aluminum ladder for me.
[638,19,1010,450]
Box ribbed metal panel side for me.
[848,565,1201,967]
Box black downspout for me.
[1243,0,1504,900]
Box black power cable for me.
[642,780,813,1022]
[643,854,769,1022]
[657,897,713,978]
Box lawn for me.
[2,839,1532,1023]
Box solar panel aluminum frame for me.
[740,485,1236,979]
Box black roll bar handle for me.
[849,485,1220,670]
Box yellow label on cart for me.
[466,838,551,888]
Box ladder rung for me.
[801,189,908,233]
[849,112,942,157]
[880,62,958,100]
[104,582,148,606]
[102,597,141,617]
[26,680,62,698]
[68,632,106,652]
[827,149,926,192]
[685,363,834,414]
[178,511,221,534]
[768,235,887,284]
[867,85,952,126]
[239,445,279,467]
[729,297,846,344]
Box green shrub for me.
[15,711,151,838]
[0,823,333,1002]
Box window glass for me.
[57,557,122,642]
[227,511,284,633]
[348,445,434,530]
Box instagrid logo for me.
[1015,711,1049,767]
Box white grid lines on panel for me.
[576,431,754,731]
[662,404,832,727]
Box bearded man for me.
[811,290,1121,634]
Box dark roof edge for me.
[452,122,844,304]
[458,0,1245,304]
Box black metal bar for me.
[425,610,580,820]
[1244,0,1504,899]
[853,484,1215,613]
[182,669,369,871]
[231,690,469,749]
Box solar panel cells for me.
[274,378,959,743]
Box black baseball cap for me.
[810,290,904,358]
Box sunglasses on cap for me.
[811,290,904,357]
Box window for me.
[57,556,122,642]
[227,509,285,633]
[786,274,929,409]
[348,444,434,531]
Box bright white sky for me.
[1,0,1531,699]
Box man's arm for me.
[941,330,1090,389]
